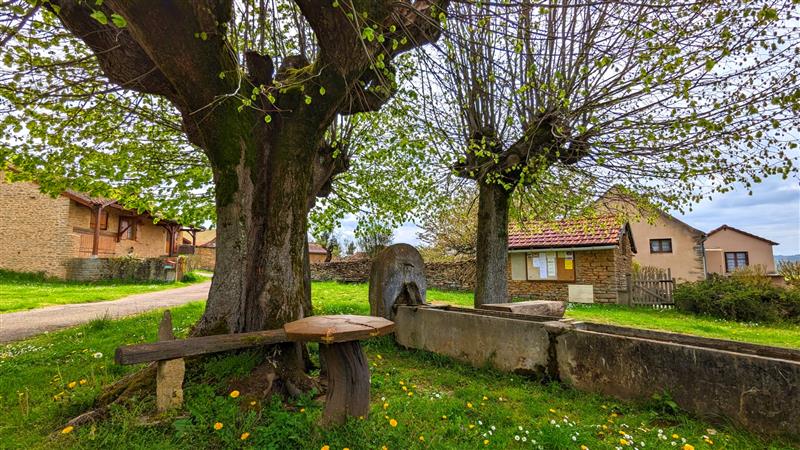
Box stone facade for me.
[507,248,626,303]
[0,172,75,278]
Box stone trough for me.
[369,244,800,437]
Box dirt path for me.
[0,281,211,344]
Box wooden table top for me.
[284,315,394,344]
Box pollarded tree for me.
[424,1,800,306]
[1,0,448,387]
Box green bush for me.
[181,271,203,283]
[674,273,800,324]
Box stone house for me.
[0,171,191,279]
[507,216,635,303]
[309,242,329,264]
[705,225,778,275]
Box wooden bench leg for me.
[319,341,369,426]
[156,310,184,413]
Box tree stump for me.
[368,243,427,320]
[284,315,394,426]
[155,310,184,413]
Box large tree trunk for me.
[474,181,512,306]
[190,116,319,380]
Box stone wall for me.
[507,249,622,303]
[395,305,800,437]
[66,256,178,282]
[195,246,216,271]
[311,259,372,283]
[0,172,74,278]
[311,258,477,291]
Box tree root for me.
[63,344,322,430]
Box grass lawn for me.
[0,269,208,313]
[2,299,795,449]
[565,304,800,349]
[315,281,800,349]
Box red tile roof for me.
[508,216,633,251]
[309,242,328,254]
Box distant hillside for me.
[776,254,800,264]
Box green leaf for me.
[304,95,312,104]
[264,114,272,123]
[89,10,108,25]
[110,13,127,28]
[319,86,326,96]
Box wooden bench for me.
[114,311,393,425]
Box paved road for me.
[0,281,211,344]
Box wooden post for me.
[91,205,102,256]
[623,273,632,306]
[156,310,184,412]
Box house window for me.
[119,218,136,240]
[513,251,575,281]
[725,252,749,272]
[90,209,109,230]
[649,238,672,253]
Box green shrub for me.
[674,273,800,324]
[181,271,203,283]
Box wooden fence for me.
[625,268,675,306]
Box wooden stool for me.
[284,315,394,426]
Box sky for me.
[335,175,800,256]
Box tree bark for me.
[474,180,512,306]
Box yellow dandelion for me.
[229,390,240,398]
[549,408,556,413]
[61,426,74,434]
[402,386,408,391]
[389,418,398,427]
[469,424,475,429]
[419,436,425,442]
[672,434,680,439]
[611,412,618,418]
[482,396,488,400]
[321,446,330,450]
[704,438,714,445]
[344,448,350,450]
[483,439,489,445]
[79,379,87,385]
[441,415,447,420]
[376,354,382,359]
[240,432,250,440]
[250,400,257,406]
[300,408,305,413]
[67,381,77,389]
[399,381,405,385]
[407,391,413,397]
[383,402,389,409]
[581,446,589,450]
[682,445,694,450]
[467,402,473,409]
[382,447,388,450]
[214,422,223,430]
[619,438,629,446]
